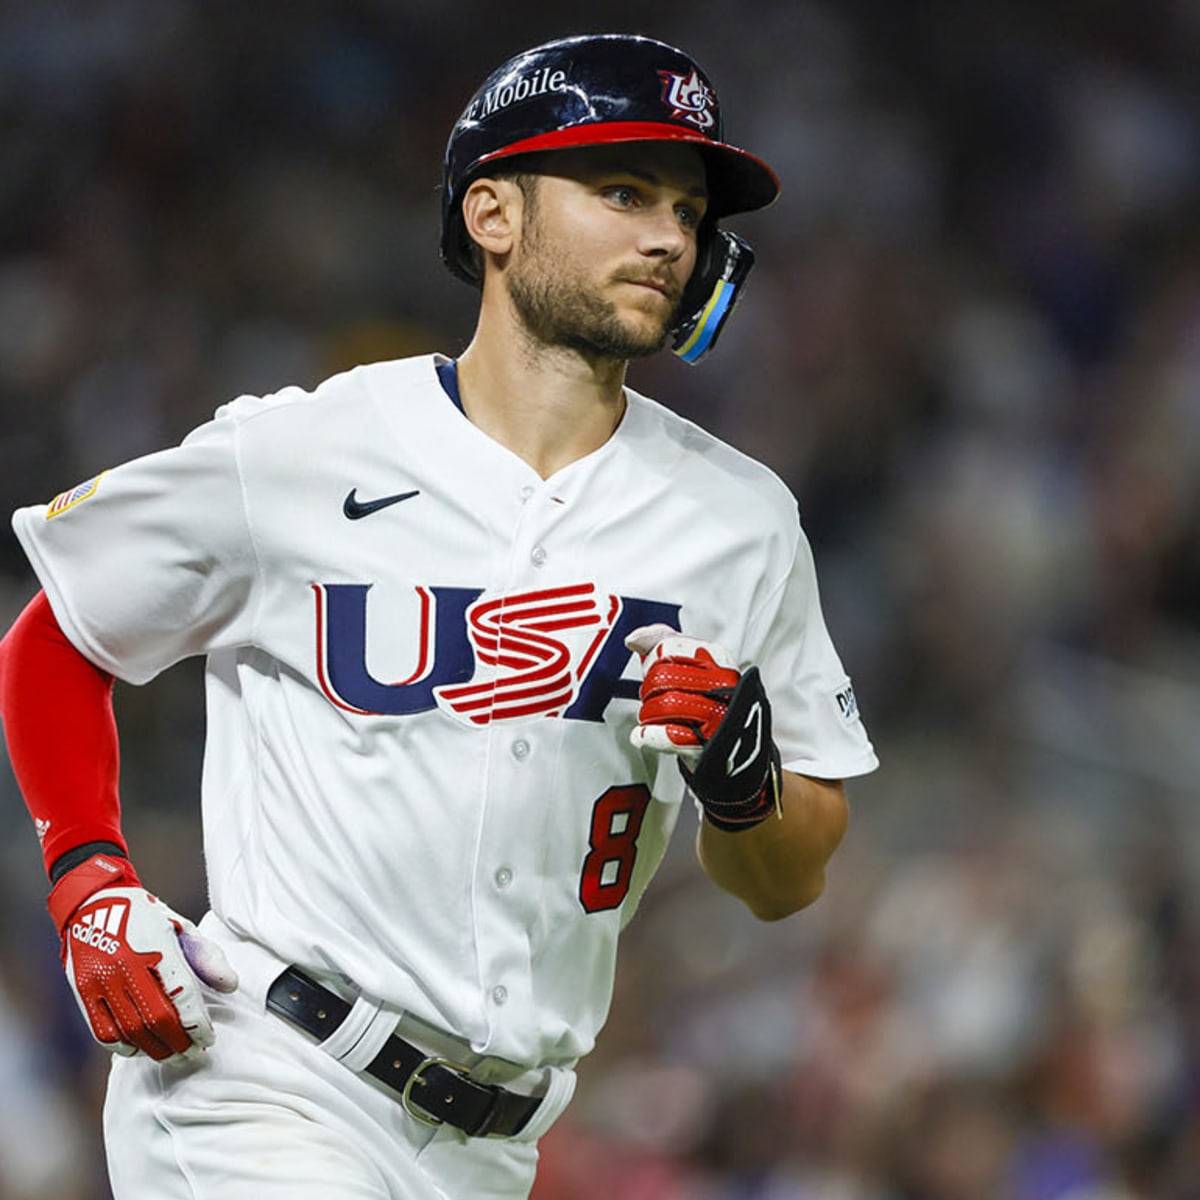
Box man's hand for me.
[626,625,782,830]
[47,854,238,1061]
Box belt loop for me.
[507,1065,576,1142]
[320,996,401,1074]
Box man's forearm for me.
[0,590,128,876]
[697,771,849,921]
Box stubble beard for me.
[506,226,678,362]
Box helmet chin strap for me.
[670,229,756,365]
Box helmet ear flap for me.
[671,228,756,364]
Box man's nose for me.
[638,202,688,259]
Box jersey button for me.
[494,866,513,889]
[511,739,530,760]
[530,545,547,567]
[519,485,535,502]
[492,985,509,1005]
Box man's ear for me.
[460,177,524,266]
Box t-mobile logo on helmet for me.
[469,66,568,121]
[658,68,716,130]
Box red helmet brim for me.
[471,120,780,218]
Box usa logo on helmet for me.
[658,68,716,131]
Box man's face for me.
[504,143,708,360]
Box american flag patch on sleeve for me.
[45,472,105,519]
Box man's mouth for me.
[620,276,679,302]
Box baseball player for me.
[0,33,877,1200]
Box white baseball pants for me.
[103,915,574,1199]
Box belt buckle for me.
[401,1055,473,1127]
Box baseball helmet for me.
[440,33,781,364]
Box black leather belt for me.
[266,967,540,1138]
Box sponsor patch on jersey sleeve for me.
[830,680,861,725]
[45,472,106,519]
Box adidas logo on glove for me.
[71,902,128,956]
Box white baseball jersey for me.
[12,353,877,1071]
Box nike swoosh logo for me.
[726,701,763,778]
[343,488,420,520]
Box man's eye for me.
[605,186,637,206]
[676,205,701,228]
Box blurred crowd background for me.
[1,1,1199,1197]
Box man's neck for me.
[455,309,629,480]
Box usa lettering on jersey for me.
[313,581,681,724]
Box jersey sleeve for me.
[10,411,259,686]
[743,518,878,781]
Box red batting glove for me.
[625,624,742,760]
[47,853,238,1061]
[626,625,782,831]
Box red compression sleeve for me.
[0,591,129,875]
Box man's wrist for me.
[47,851,142,935]
[49,840,129,884]
[684,741,782,831]
[675,665,782,831]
